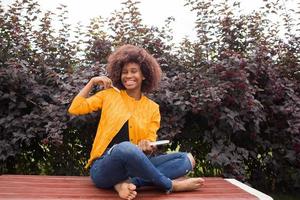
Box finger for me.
[93,77,102,86]
[142,142,148,152]
[138,140,145,146]
[146,145,152,152]
[137,142,143,150]
[139,140,151,152]
[107,81,112,88]
[144,141,152,151]
[103,81,108,89]
[151,145,157,151]
[103,78,111,89]
[141,142,147,151]
[106,78,113,89]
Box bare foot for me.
[172,178,205,192]
[114,181,137,200]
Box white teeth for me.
[126,80,135,84]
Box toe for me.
[128,193,137,200]
[128,183,136,190]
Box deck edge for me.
[225,179,273,200]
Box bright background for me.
[3,0,278,42]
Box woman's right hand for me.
[91,76,113,89]
[137,140,156,155]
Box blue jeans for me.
[90,141,193,192]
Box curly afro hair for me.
[107,44,162,93]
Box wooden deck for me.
[0,175,270,200]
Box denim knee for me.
[181,152,194,173]
[113,141,139,157]
[90,158,112,188]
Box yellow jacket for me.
[68,88,160,168]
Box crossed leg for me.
[90,142,204,200]
[171,153,204,192]
[129,151,205,195]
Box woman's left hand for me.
[137,140,156,154]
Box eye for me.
[131,68,138,73]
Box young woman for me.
[68,44,204,200]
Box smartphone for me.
[149,140,170,146]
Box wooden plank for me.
[225,179,273,200]
[0,175,260,200]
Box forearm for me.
[76,76,113,98]
[68,76,111,115]
[68,80,101,115]
[76,79,94,98]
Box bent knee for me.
[118,141,134,148]
[114,141,139,156]
[187,153,196,169]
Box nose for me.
[124,71,134,78]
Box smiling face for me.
[121,62,145,92]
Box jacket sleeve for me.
[68,91,105,115]
[145,105,160,141]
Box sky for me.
[38,0,201,42]
[36,0,263,42]
[2,0,298,42]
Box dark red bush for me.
[0,0,299,193]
